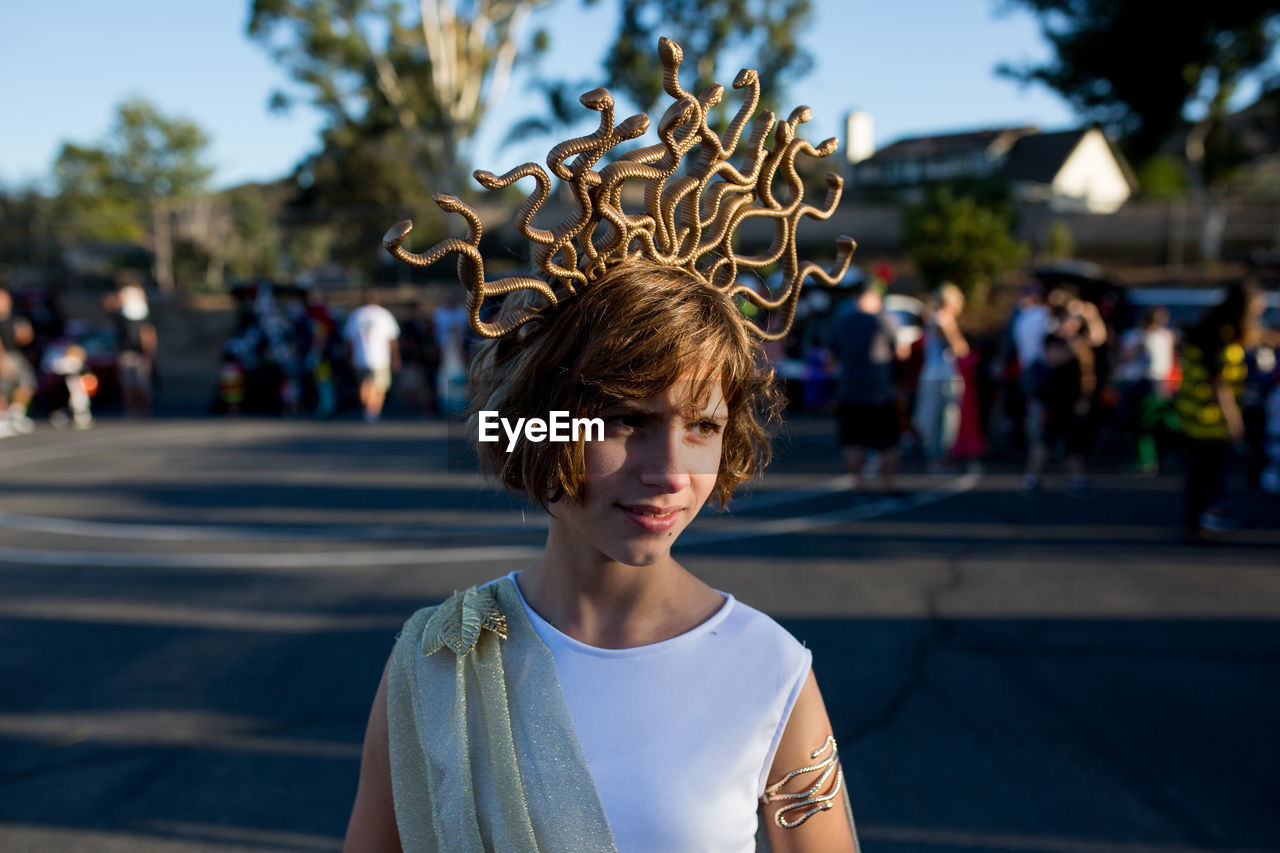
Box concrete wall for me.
[1016,199,1280,265]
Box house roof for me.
[1000,129,1089,184]
[864,126,1038,163]
[1000,127,1138,189]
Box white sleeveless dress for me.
[505,572,812,853]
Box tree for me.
[997,1,1279,179]
[248,0,558,269]
[514,0,815,137]
[598,0,812,114]
[54,98,213,291]
[0,187,55,268]
[903,189,1027,306]
[249,0,551,193]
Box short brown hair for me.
[468,262,782,510]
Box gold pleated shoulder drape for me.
[386,577,618,852]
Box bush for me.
[903,188,1027,306]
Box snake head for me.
[787,106,813,127]
[383,220,413,250]
[773,121,794,148]
[433,193,466,213]
[733,68,758,90]
[616,114,650,141]
[698,83,725,110]
[657,96,699,137]
[580,87,614,112]
[812,137,839,158]
[659,37,683,68]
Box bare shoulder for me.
[762,670,858,853]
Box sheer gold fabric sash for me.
[386,577,618,852]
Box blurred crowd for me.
[800,271,1280,541]
[0,273,156,437]
[212,281,472,422]
[5,268,1278,541]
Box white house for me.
[1001,127,1135,213]
[849,124,1136,213]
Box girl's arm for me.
[937,313,970,360]
[1215,378,1245,443]
[762,670,860,853]
[343,657,402,853]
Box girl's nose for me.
[636,427,691,493]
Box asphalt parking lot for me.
[1,417,1277,852]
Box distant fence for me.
[5,194,1279,290]
[480,197,1280,266]
[1014,199,1280,266]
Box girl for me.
[343,37,859,853]
[1177,281,1266,539]
[913,282,969,473]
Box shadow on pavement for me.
[2,612,1277,851]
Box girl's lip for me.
[618,504,683,532]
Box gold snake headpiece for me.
[382,36,855,342]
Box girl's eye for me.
[604,413,645,429]
[693,420,723,436]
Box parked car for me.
[1123,287,1280,332]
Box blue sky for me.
[0,1,1268,192]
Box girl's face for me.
[549,377,727,568]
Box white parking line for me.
[0,511,549,541]
[0,475,979,568]
[682,473,979,546]
[0,544,542,569]
[0,427,205,471]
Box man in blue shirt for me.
[829,284,908,493]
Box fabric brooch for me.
[421,585,510,657]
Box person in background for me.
[951,336,989,472]
[432,293,467,359]
[304,289,339,419]
[913,282,969,474]
[1259,330,1280,495]
[396,300,439,416]
[0,286,37,437]
[1176,281,1267,540]
[42,340,95,430]
[433,293,470,414]
[343,287,401,423]
[1115,306,1177,475]
[829,283,910,494]
[109,275,158,417]
[1011,283,1051,490]
[1037,295,1108,496]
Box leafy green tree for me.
[904,189,1027,306]
[248,0,820,270]
[52,145,146,243]
[1133,154,1188,199]
[1045,219,1075,259]
[599,0,813,115]
[515,0,815,137]
[997,1,1278,181]
[215,183,287,281]
[248,0,556,267]
[53,98,213,291]
[0,187,54,267]
[249,0,551,193]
